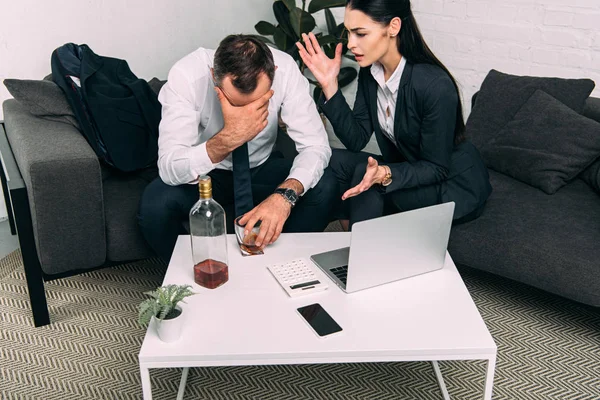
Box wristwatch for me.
[274,188,299,207]
[381,165,392,187]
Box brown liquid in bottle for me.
[194,259,229,289]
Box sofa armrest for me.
[3,99,106,274]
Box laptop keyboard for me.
[330,265,348,285]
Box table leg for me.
[483,355,496,400]
[431,361,451,400]
[176,367,190,400]
[140,366,153,400]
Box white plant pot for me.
[154,306,184,343]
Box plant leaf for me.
[324,8,337,35]
[317,34,339,47]
[138,284,195,326]
[308,0,346,14]
[274,27,292,51]
[282,0,296,11]
[289,7,316,38]
[255,21,276,35]
[333,22,346,38]
[323,44,335,59]
[337,66,358,88]
[286,45,300,60]
[273,1,297,40]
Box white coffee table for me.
[139,232,496,400]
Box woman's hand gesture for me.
[296,32,343,99]
[342,157,387,200]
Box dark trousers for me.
[329,149,441,229]
[138,154,339,262]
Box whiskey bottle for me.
[189,176,229,289]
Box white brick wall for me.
[412,0,600,115]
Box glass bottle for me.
[189,176,229,289]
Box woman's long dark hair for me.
[347,0,465,143]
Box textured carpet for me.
[1,248,599,400]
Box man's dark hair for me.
[213,35,275,94]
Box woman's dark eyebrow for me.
[345,26,366,32]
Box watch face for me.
[287,189,299,203]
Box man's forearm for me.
[278,178,304,196]
[206,129,234,164]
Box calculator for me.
[266,258,329,297]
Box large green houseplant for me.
[254,0,357,102]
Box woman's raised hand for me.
[296,32,343,100]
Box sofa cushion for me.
[481,90,600,194]
[580,159,600,193]
[448,170,600,307]
[148,78,167,95]
[103,171,158,262]
[3,78,80,129]
[466,69,595,151]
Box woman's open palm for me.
[296,32,343,90]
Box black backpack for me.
[51,43,160,172]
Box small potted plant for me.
[138,284,196,342]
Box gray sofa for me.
[448,96,600,307]
[1,98,158,326]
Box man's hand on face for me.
[237,194,292,248]
[214,87,273,150]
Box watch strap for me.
[274,188,298,207]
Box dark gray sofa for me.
[448,96,600,307]
[1,98,158,326]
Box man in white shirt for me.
[138,35,337,262]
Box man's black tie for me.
[232,143,254,217]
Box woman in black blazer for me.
[297,0,492,229]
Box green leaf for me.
[255,21,276,35]
[343,54,356,61]
[324,8,337,35]
[274,27,293,51]
[317,34,339,47]
[308,0,346,14]
[334,22,346,38]
[286,45,300,61]
[282,0,296,10]
[138,284,195,326]
[289,7,316,37]
[273,1,297,40]
[323,44,335,58]
[337,66,358,88]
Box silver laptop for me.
[310,202,455,293]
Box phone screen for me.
[297,303,343,337]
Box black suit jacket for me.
[52,43,160,172]
[319,62,492,220]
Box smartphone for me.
[297,303,343,337]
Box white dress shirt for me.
[157,47,331,193]
[370,57,407,146]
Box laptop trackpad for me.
[310,247,350,270]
